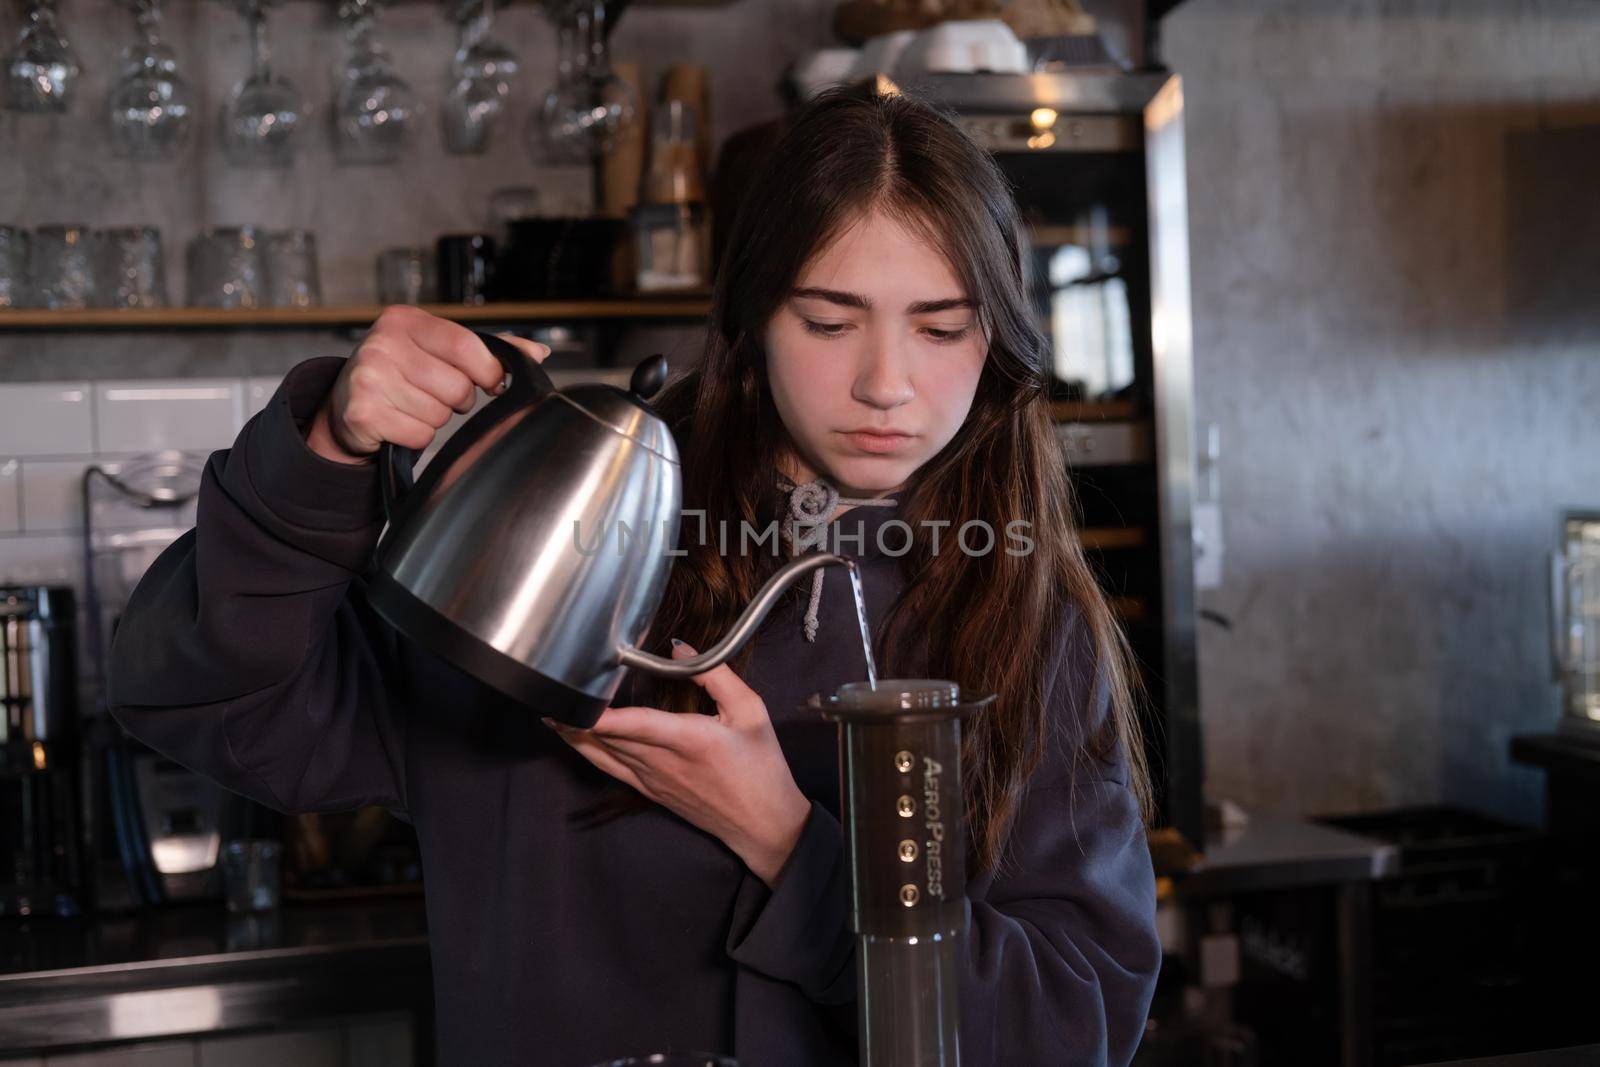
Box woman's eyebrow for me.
[789,287,977,314]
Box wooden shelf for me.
[1030,224,1135,249]
[1050,398,1141,422]
[0,297,713,331]
[1080,526,1148,551]
[1111,595,1147,621]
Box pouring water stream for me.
[844,559,878,690]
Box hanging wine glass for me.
[332,0,416,164]
[441,0,519,155]
[527,0,635,162]
[570,0,636,155]
[528,5,589,164]
[4,0,80,113]
[106,0,193,159]
[218,0,302,167]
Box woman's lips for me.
[841,430,915,454]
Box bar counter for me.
[0,898,432,1060]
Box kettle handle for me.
[379,329,555,529]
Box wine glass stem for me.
[135,0,162,46]
[556,13,582,85]
[344,10,374,57]
[249,8,272,79]
[587,0,610,79]
[575,8,593,79]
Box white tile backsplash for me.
[0,377,240,585]
[15,458,201,534]
[0,459,17,533]
[19,459,89,532]
[95,380,244,454]
[0,534,84,589]
[0,369,650,584]
[0,382,93,456]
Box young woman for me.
[109,83,1160,1065]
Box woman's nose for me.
[852,339,915,409]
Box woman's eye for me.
[799,319,971,343]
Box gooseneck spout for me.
[618,552,853,677]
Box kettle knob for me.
[629,354,669,401]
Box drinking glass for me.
[4,0,79,113]
[263,229,320,307]
[529,0,635,162]
[0,227,29,308]
[185,226,265,308]
[221,838,281,913]
[529,9,587,164]
[30,225,94,309]
[644,98,703,204]
[91,226,167,308]
[219,0,302,168]
[106,0,193,159]
[225,909,282,951]
[441,0,519,155]
[376,247,433,304]
[332,0,416,164]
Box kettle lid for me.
[559,354,675,456]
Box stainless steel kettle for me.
[367,330,850,727]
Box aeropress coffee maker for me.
[808,679,995,1067]
[586,682,993,1067]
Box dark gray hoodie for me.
[108,356,1160,1067]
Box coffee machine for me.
[0,585,83,917]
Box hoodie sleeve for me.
[107,355,411,815]
[724,606,1160,1066]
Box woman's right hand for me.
[307,305,551,465]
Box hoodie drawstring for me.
[778,474,896,642]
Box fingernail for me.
[670,638,684,649]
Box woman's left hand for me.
[543,640,813,888]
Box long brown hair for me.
[643,81,1151,876]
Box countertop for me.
[1173,809,1401,897]
[0,813,1404,1050]
[0,897,432,1055]
[1511,731,1600,777]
